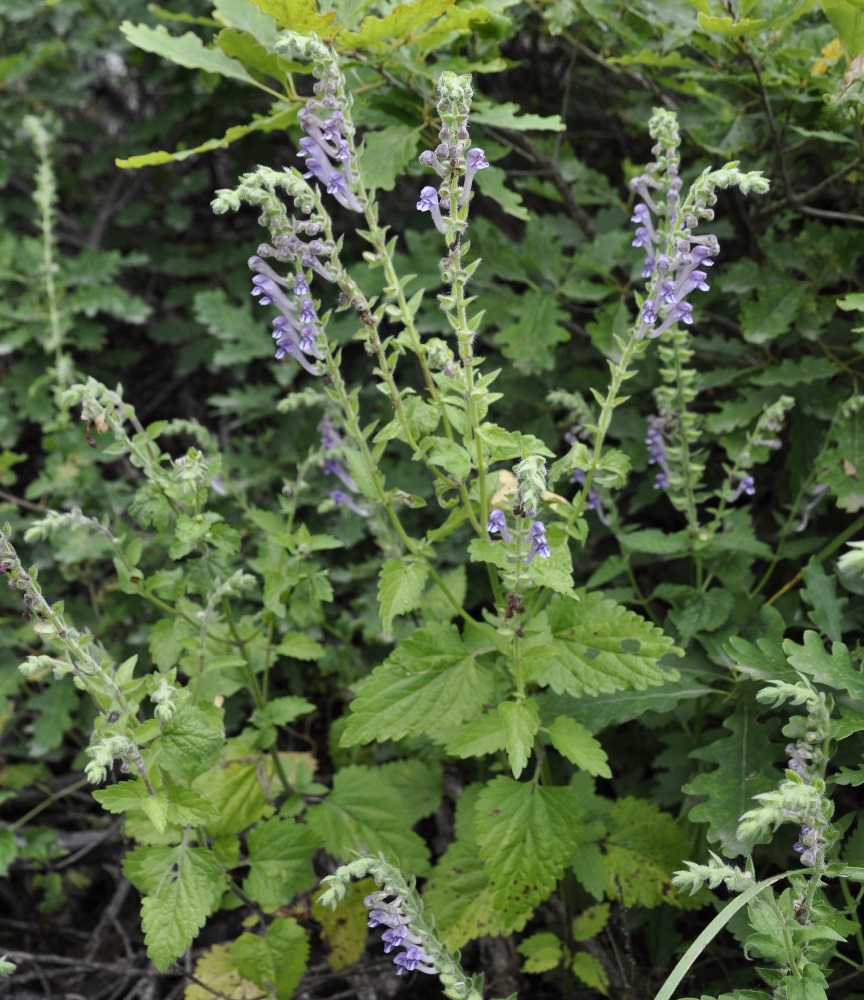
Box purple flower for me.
[525,521,551,563]
[486,508,512,541]
[330,489,369,517]
[381,925,410,953]
[296,111,362,211]
[417,186,446,234]
[659,279,678,305]
[728,472,756,502]
[394,945,436,976]
[646,417,672,490]
[318,416,343,451]
[570,470,609,524]
[323,457,358,493]
[459,147,490,205]
[641,299,658,327]
[631,227,652,250]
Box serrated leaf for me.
[340,623,495,745]
[358,124,421,191]
[523,593,680,697]
[517,931,564,973]
[493,290,570,373]
[441,711,506,757]
[739,276,807,344]
[120,22,264,86]
[306,761,439,874]
[93,780,147,815]
[683,707,784,857]
[603,798,690,908]
[185,942,260,1000]
[243,817,317,911]
[572,902,610,942]
[377,558,430,632]
[165,787,221,826]
[572,951,610,995]
[475,776,584,932]
[499,699,539,779]
[194,759,274,836]
[472,99,565,132]
[783,631,864,700]
[819,404,864,512]
[250,0,336,36]
[547,717,610,777]
[124,845,228,971]
[231,916,309,998]
[213,0,278,48]
[619,528,692,556]
[801,559,848,642]
[155,703,225,779]
[423,786,506,947]
[547,674,714,734]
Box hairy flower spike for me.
[513,453,547,517]
[274,31,364,213]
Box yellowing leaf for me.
[249,0,337,37]
[312,878,371,971]
[337,0,457,48]
[185,943,260,1000]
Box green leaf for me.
[250,0,337,36]
[547,717,611,777]
[475,777,584,932]
[697,13,767,36]
[472,98,565,132]
[305,761,439,874]
[572,951,611,995]
[818,0,864,57]
[124,845,228,971]
[499,699,540,779]
[739,275,807,344]
[518,931,564,973]
[603,798,690,908]
[165,786,221,826]
[819,401,864,512]
[683,707,784,857]
[801,559,848,642]
[548,674,714,734]
[155,703,225,779]
[572,902,610,941]
[336,0,457,47]
[0,829,17,878]
[523,593,681,697]
[783,631,864,700]
[440,711,507,757]
[213,0,279,48]
[120,22,267,87]
[423,784,508,947]
[377,558,430,632]
[359,125,421,191]
[243,818,317,911]
[231,916,309,998]
[493,289,570,374]
[619,528,692,556]
[340,623,496,745]
[194,759,275,836]
[117,108,295,169]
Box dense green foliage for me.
[1,1,864,998]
